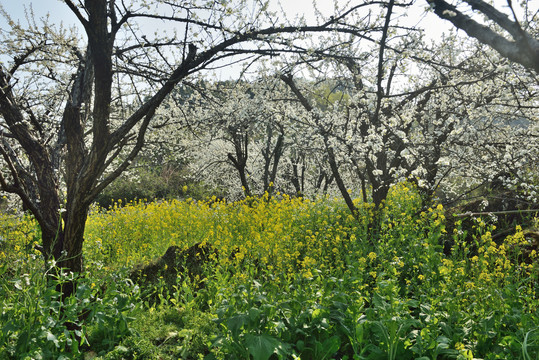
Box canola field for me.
[1,183,538,359]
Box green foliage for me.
[95,164,214,209]
[312,83,351,111]
[0,257,139,359]
[1,182,538,359]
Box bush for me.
[95,164,216,209]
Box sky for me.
[1,0,533,40]
[1,1,339,28]
[0,0,340,29]
[0,0,533,79]
[0,0,448,40]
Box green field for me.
[1,183,538,359]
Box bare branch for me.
[426,0,539,72]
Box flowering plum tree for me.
[279,1,538,214]
[175,76,333,200]
[174,1,537,211]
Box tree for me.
[179,78,317,200]
[0,0,366,294]
[426,0,539,72]
[279,0,538,216]
[281,0,417,212]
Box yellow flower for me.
[368,252,377,261]
[439,266,449,276]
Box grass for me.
[0,182,538,359]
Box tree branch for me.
[426,0,539,72]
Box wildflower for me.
[368,252,377,261]
[439,266,449,276]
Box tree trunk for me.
[35,191,89,298]
[59,204,88,275]
[228,130,252,198]
[326,145,357,217]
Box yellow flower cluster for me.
[84,194,360,279]
[1,182,536,321]
[0,213,40,263]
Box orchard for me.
[0,0,537,358]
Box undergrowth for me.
[0,183,538,359]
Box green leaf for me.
[315,335,341,359]
[324,335,341,354]
[245,333,286,360]
[226,314,249,336]
[372,293,389,311]
[249,307,262,322]
[2,320,16,334]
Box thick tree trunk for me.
[36,194,89,299]
[290,159,304,197]
[32,162,65,264]
[372,184,390,209]
[59,205,88,275]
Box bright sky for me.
[0,0,446,38]
[0,0,336,26]
[1,0,533,37]
[1,0,533,78]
